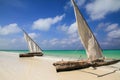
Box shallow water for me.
[1,50,120,59]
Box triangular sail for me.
[22,29,42,53]
[71,0,103,60]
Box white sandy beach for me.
[0,51,120,80]
[0,51,58,80]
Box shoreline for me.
[0,51,120,80]
[1,50,120,60]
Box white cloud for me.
[86,0,120,20]
[32,14,65,31]
[0,37,26,50]
[57,22,78,38]
[57,22,78,41]
[0,23,21,35]
[57,24,68,32]
[107,29,120,39]
[106,23,118,31]
[49,38,59,45]
[40,21,82,49]
[41,21,81,49]
[28,33,38,39]
[68,22,77,34]
[96,23,120,39]
[64,1,72,10]
[76,0,86,6]
[64,0,86,10]
[41,36,81,50]
[102,31,120,49]
[92,22,120,49]
[96,22,119,32]
[97,22,109,29]
[11,37,25,43]
[100,23,120,49]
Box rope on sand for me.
[81,68,120,77]
[97,70,118,77]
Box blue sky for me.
[0,0,120,50]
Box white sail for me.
[23,30,42,53]
[71,0,103,60]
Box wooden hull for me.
[91,59,120,67]
[53,59,120,72]
[53,61,91,72]
[19,53,34,57]
[19,52,43,57]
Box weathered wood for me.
[19,53,34,57]
[91,59,120,67]
[53,59,120,72]
[53,61,91,72]
[19,52,43,57]
[28,52,43,56]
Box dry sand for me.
[0,51,120,80]
[58,66,120,80]
[0,52,58,80]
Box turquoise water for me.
[1,50,120,59]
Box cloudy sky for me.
[0,0,120,50]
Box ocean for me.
[1,50,120,60]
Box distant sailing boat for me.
[19,29,43,57]
[53,0,120,72]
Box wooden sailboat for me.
[53,0,120,72]
[19,29,43,57]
